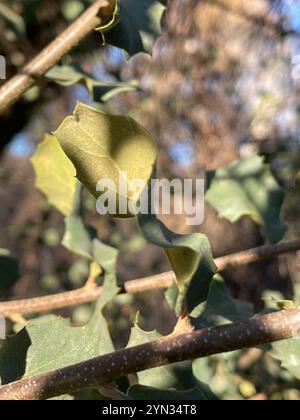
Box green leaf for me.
[127,318,212,395]
[45,64,138,102]
[54,102,157,216]
[270,338,300,380]
[128,383,219,400]
[62,215,94,260]
[0,250,19,293]
[127,321,179,388]
[31,134,78,216]
[62,215,119,286]
[0,239,120,385]
[102,0,165,55]
[45,64,89,86]
[205,155,286,243]
[0,315,110,385]
[194,275,254,328]
[92,79,139,103]
[89,240,120,354]
[92,239,119,283]
[138,213,217,315]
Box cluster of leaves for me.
[1,0,300,400]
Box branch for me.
[0,0,115,116]
[1,239,300,316]
[0,308,299,400]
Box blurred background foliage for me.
[1,0,300,399]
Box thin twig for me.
[0,308,299,400]
[0,286,103,316]
[215,239,300,271]
[1,239,300,317]
[0,0,115,116]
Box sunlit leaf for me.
[54,102,157,216]
[31,134,78,216]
